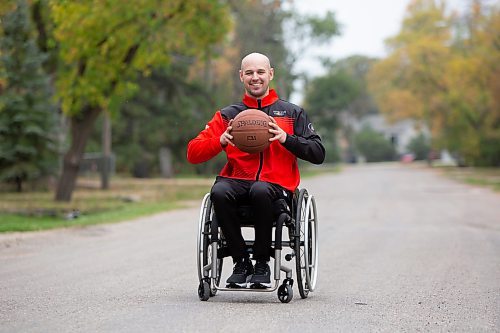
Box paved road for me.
[1,164,499,332]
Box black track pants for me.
[210,177,289,262]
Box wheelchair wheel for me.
[294,189,319,299]
[278,283,293,303]
[198,280,210,301]
[197,193,223,297]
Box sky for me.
[288,0,472,103]
[291,0,469,73]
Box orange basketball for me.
[231,109,272,154]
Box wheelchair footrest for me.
[249,283,270,289]
[226,283,247,289]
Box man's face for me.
[239,56,274,99]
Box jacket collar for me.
[242,89,279,108]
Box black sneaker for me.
[226,258,253,288]
[249,260,271,288]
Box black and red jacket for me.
[187,89,325,191]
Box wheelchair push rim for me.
[295,189,319,298]
[197,193,210,281]
[197,193,222,297]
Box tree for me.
[368,0,500,166]
[47,0,231,201]
[369,0,451,123]
[326,55,379,118]
[0,0,56,192]
[305,71,360,130]
[81,1,341,179]
[303,68,360,162]
[407,133,431,160]
[443,1,500,166]
[309,56,380,162]
[111,65,215,177]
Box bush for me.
[354,126,396,162]
[407,133,431,160]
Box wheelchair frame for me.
[196,188,318,303]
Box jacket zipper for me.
[255,99,264,181]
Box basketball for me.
[231,109,272,154]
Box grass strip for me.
[0,201,183,232]
[437,166,500,192]
[0,165,340,233]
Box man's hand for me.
[220,119,235,147]
[268,117,287,144]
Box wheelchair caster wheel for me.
[198,280,210,301]
[277,284,293,303]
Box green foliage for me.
[327,56,379,118]
[98,0,343,176]
[289,9,341,46]
[0,0,57,191]
[319,136,341,163]
[304,69,360,162]
[407,133,431,160]
[43,0,232,200]
[354,126,396,162]
[283,8,340,99]
[305,71,360,129]
[94,64,217,177]
[474,137,500,167]
[368,0,500,166]
[305,56,378,129]
[50,0,231,116]
[305,11,340,43]
[1,0,342,194]
[305,55,380,163]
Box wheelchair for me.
[196,188,318,303]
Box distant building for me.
[355,114,426,155]
[339,113,429,162]
[340,113,458,165]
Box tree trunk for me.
[101,112,111,190]
[159,147,173,178]
[15,176,22,193]
[55,106,101,202]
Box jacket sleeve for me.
[186,111,227,164]
[282,109,325,164]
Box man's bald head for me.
[241,53,272,71]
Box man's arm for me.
[186,111,227,164]
[283,134,325,164]
[282,109,325,164]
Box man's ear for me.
[269,68,274,80]
[239,70,244,82]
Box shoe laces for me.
[254,261,268,275]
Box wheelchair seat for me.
[236,198,291,227]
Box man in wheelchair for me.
[187,52,325,289]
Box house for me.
[339,113,429,162]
